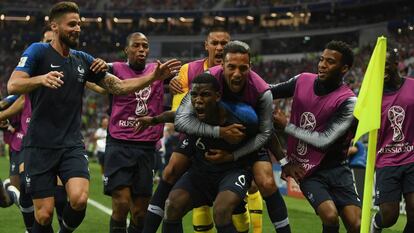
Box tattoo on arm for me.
[99,75,123,95]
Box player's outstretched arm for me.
[279,97,357,150]
[134,110,176,131]
[8,70,64,94]
[98,59,181,95]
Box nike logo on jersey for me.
[50,64,60,68]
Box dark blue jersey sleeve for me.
[15,43,48,76]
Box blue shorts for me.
[300,164,361,212]
[24,146,89,198]
[103,142,155,197]
[173,168,252,208]
[375,163,414,205]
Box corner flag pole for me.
[353,36,386,233]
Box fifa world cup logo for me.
[135,86,152,116]
[297,112,316,155]
[388,106,405,142]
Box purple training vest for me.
[376,77,414,168]
[109,62,164,142]
[20,94,32,136]
[287,73,355,177]
[187,59,206,87]
[9,113,23,152]
[208,65,269,108]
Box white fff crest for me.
[388,105,405,142]
[297,112,316,155]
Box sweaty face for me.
[42,31,54,43]
[55,13,81,48]
[205,32,230,66]
[125,34,149,71]
[317,49,347,81]
[223,53,250,93]
[190,83,220,122]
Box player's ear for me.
[204,39,209,51]
[124,47,128,56]
[215,91,221,102]
[50,21,58,31]
[341,64,349,74]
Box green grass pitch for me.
[0,155,405,232]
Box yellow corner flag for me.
[353,36,386,233]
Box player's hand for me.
[205,149,234,163]
[134,116,155,132]
[281,163,306,184]
[169,76,184,94]
[41,71,64,89]
[273,108,288,129]
[219,124,246,144]
[90,58,109,73]
[154,59,181,81]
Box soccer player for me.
[175,41,291,233]
[370,49,414,233]
[7,2,180,233]
[144,28,252,233]
[0,24,102,232]
[272,41,361,233]
[163,73,256,233]
[102,32,168,233]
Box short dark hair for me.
[223,40,250,61]
[207,27,229,36]
[125,32,146,47]
[325,40,354,68]
[192,73,221,92]
[49,1,79,22]
[386,40,399,64]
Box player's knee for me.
[381,210,399,227]
[213,204,233,225]
[320,211,339,225]
[255,176,276,196]
[36,207,54,225]
[164,196,185,220]
[69,191,88,210]
[112,195,130,213]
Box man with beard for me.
[0,25,111,233]
[102,32,168,233]
[174,41,291,233]
[272,41,361,233]
[370,49,414,233]
[163,73,257,233]
[7,2,180,232]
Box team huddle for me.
[0,1,413,233]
